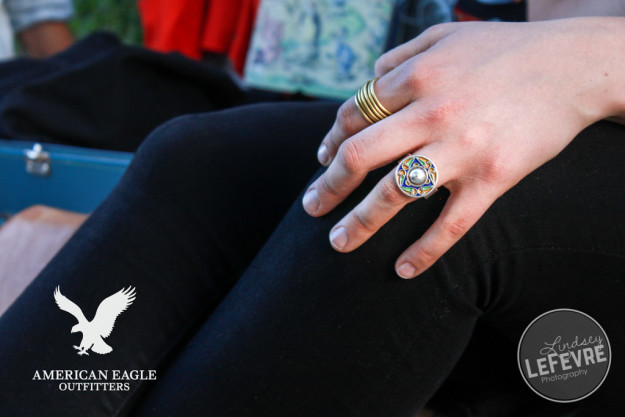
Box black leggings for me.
[1,102,624,416]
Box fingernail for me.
[317,144,330,165]
[329,226,348,250]
[302,189,320,215]
[396,263,417,279]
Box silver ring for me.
[395,155,438,198]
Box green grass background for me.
[69,0,143,45]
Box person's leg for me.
[0,33,246,151]
[131,121,625,417]
[0,102,339,416]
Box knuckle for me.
[456,121,491,149]
[441,217,469,240]
[405,58,440,92]
[478,152,510,184]
[403,61,427,93]
[338,139,366,174]
[336,101,357,135]
[456,132,477,150]
[427,22,453,37]
[412,245,438,269]
[422,100,461,126]
[351,209,376,233]
[379,179,405,206]
[374,53,392,75]
[420,22,456,44]
[320,175,341,198]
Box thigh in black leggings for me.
[0,102,338,415]
[1,103,624,416]
[131,118,625,417]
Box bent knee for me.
[124,111,237,193]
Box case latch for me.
[24,143,51,177]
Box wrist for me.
[569,17,625,124]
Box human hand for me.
[302,18,625,278]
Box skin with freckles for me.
[302,17,625,279]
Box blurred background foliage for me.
[70,0,142,45]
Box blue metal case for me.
[0,140,132,224]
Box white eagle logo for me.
[54,286,136,356]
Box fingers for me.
[303,101,432,217]
[374,23,455,77]
[327,170,415,252]
[326,145,455,253]
[395,187,495,279]
[317,65,414,167]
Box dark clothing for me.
[0,33,246,152]
[455,0,527,22]
[0,102,624,417]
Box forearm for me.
[528,0,625,21]
[527,12,625,125]
[583,17,625,125]
[17,21,73,58]
[5,0,74,58]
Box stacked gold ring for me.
[355,78,392,124]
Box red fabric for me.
[201,0,261,73]
[454,7,484,22]
[138,0,205,60]
[138,0,261,74]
